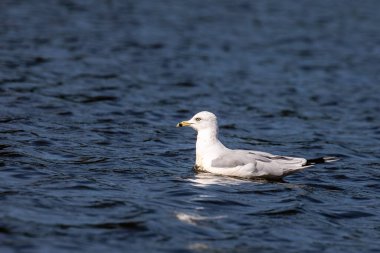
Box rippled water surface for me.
[1,0,380,252]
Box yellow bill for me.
[176,121,192,127]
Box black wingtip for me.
[305,156,340,166]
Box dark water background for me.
[1,0,380,252]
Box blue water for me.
[1,0,380,252]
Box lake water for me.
[0,0,379,252]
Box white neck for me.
[195,127,226,167]
[196,127,219,146]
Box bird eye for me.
[195,117,201,121]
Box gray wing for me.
[211,150,307,175]
[211,150,271,168]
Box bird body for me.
[177,111,337,179]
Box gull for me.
[176,111,338,179]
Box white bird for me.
[176,111,337,179]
